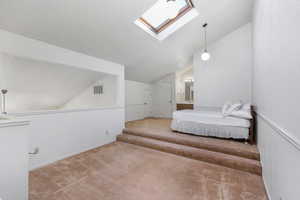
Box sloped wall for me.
[63,75,117,110]
[0,53,108,113]
[0,29,125,108]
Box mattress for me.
[171,110,250,139]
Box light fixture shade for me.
[165,0,179,19]
[201,51,210,61]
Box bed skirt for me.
[171,119,249,139]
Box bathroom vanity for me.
[176,103,194,110]
[0,117,30,200]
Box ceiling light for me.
[201,50,211,61]
[165,0,179,19]
[201,23,211,61]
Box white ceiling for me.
[0,0,253,83]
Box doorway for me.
[152,81,173,118]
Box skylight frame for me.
[138,0,195,34]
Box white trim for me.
[0,119,30,128]
[261,168,272,200]
[256,111,300,151]
[10,106,124,117]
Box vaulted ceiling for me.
[0,0,253,83]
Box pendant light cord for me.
[203,23,208,51]
[204,28,207,51]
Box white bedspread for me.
[173,110,250,128]
[171,110,250,139]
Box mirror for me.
[175,66,194,103]
[184,80,194,102]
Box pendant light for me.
[165,0,179,19]
[201,23,211,61]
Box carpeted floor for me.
[30,142,267,200]
[125,118,259,156]
[126,117,172,131]
[29,118,267,200]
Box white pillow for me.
[229,109,252,119]
[222,102,232,115]
[223,101,243,116]
[242,103,251,111]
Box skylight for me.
[135,0,198,40]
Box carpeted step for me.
[117,134,262,176]
[123,128,260,161]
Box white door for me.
[153,83,173,118]
[143,88,152,118]
[125,81,153,121]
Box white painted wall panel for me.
[23,108,124,170]
[63,75,117,110]
[0,121,30,200]
[193,23,252,109]
[253,0,300,199]
[256,115,300,200]
[253,0,300,141]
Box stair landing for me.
[122,118,261,175]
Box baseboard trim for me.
[262,170,272,200]
[256,112,300,151]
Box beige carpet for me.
[30,142,267,200]
[126,117,172,131]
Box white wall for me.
[0,53,110,112]
[125,80,152,121]
[253,0,300,199]
[193,23,253,109]
[24,108,124,170]
[126,76,176,121]
[0,29,125,108]
[256,114,300,200]
[0,29,125,170]
[63,75,117,110]
[0,119,30,200]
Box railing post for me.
[1,89,8,115]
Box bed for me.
[171,107,255,144]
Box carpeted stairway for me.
[117,127,262,176]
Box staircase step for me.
[123,128,260,161]
[117,134,262,176]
